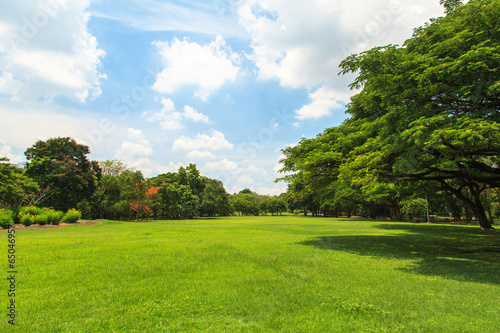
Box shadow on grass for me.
[299,223,500,285]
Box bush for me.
[18,207,65,226]
[20,213,34,226]
[0,209,14,229]
[402,198,428,219]
[20,206,45,216]
[46,211,64,225]
[33,214,48,226]
[62,209,82,224]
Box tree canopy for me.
[24,137,102,212]
[278,0,500,229]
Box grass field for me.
[2,216,499,332]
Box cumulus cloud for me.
[0,104,121,154]
[237,0,444,120]
[182,105,210,123]
[0,138,24,163]
[153,35,240,100]
[295,87,344,120]
[172,129,234,151]
[144,98,211,130]
[0,0,106,102]
[204,158,239,172]
[115,129,153,169]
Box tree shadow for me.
[299,223,500,285]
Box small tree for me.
[0,157,39,209]
[401,198,428,220]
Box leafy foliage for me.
[0,157,39,209]
[278,0,500,228]
[0,209,14,229]
[61,209,82,224]
[24,137,101,212]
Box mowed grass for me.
[2,216,499,332]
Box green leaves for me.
[278,0,500,227]
[24,137,100,211]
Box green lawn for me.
[2,216,499,332]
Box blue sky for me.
[0,0,447,194]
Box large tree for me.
[24,137,102,211]
[278,0,499,229]
[337,0,500,229]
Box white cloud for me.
[204,158,239,172]
[237,175,254,185]
[153,35,240,100]
[0,138,24,163]
[238,0,444,119]
[182,105,210,124]
[144,98,211,130]
[295,87,344,119]
[145,98,184,130]
[0,104,119,154]
[115,129,153,169]
[172,129,234,151]
[158,161,184,174]
[0,0,106,102]
[187,150,216,159]
[256,186,287,196]
[90,0,247,38]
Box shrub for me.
[20,213,34,226]
[62,209,82,224]
[46,211,64,225]
[33,214,48,226]
[0,209,14,229]
[18,207,65,226]
[20,206,45,216]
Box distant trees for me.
[0,157,39,209]
[277,0,500,228]
[231,190,287,216]
[149,163,233,219]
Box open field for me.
[2,216,499,332]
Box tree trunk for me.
[470,188,493,230]
[454,185,494,230]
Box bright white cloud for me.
[144,98,211,130]
[204,158,239,172]
[182,105,210,124]
[238,0,444,119]
[115,129,153,168]
[0,138,24,163]
[172,129,234,151]
[0,104,119,154]
[0,0,106,102]
[256,185,287,196]
[295,87,344,119]
[153,35,240,100]
[145,98,184,130]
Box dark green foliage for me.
[278,0,500,228]
[199,179,233,217]
[0,209,14,229]
[24,137,101,212]
[0,157,39,209]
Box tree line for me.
[0,137,288,225]
[277,0,500,229]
